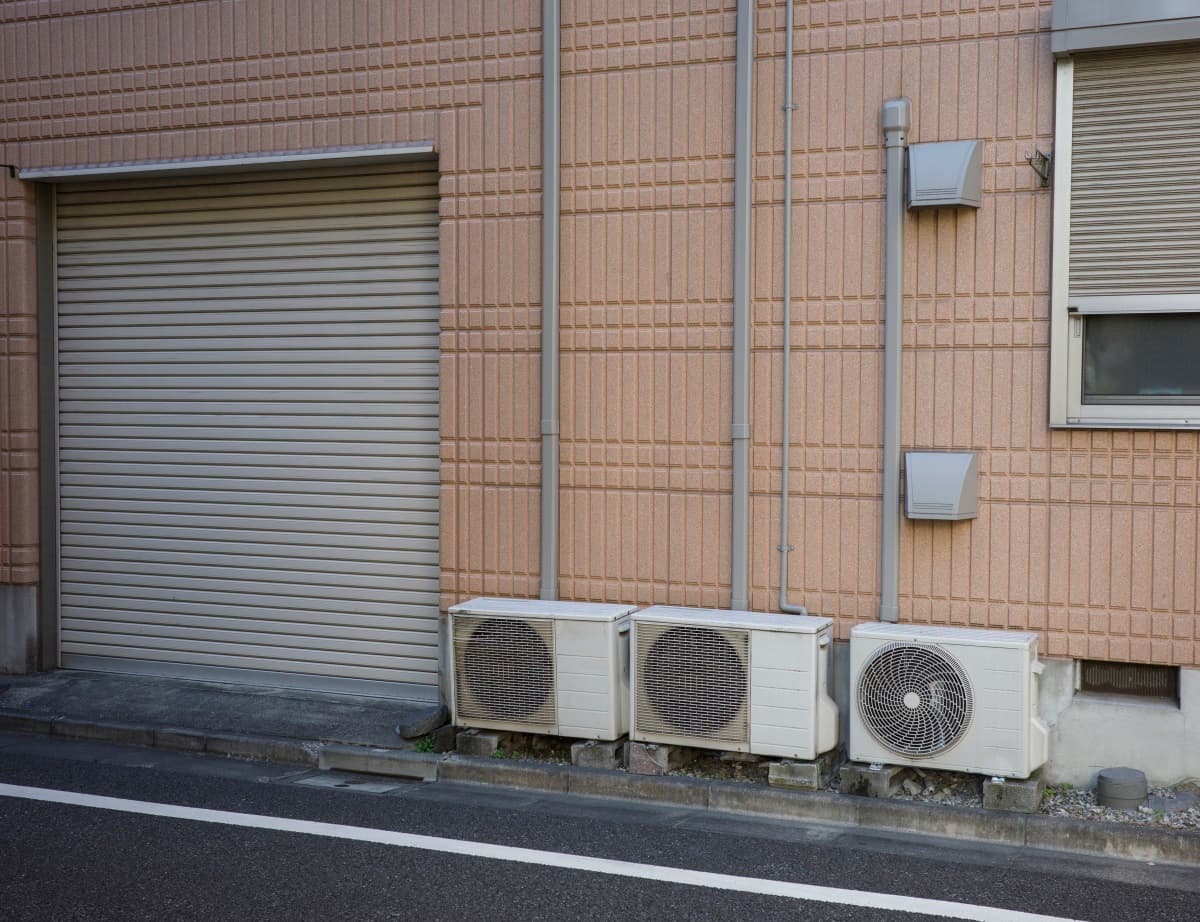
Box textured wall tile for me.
[1,0,1196,664]
[746,0,1196,665]
[0,172,39,584]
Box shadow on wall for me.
[0,586,38,675]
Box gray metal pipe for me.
[879,98,910,623]
[540,0,561,601]
[730,0,754,612]
[777,0,807,617]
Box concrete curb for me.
[441,756,570,793]
[0,710,319,767]
[570,766,709,807]
[320,745,440,781]
[1,710,1195,866]
[204,733,317,766]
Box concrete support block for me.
[430,724,458,753]
[626,741,690,775]
[768,750,838,792]
[571,738,626,771]
[983,776,1045,814]
[455,728,509,758]
[0,586,38,675]
[840,762,906,798]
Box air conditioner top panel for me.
[449,597,637,622]
[851,622,1039,650]
[634,606,833,634]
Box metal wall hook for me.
[1025,149,1052,187]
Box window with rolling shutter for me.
[1051,45,1200,427]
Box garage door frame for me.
[32,144,442,702]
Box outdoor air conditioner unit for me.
[448,597,635,740]
[850,623,1049,779]
[630,606,839,759]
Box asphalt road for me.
[0,732,1195,921]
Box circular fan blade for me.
[857,642,973,757]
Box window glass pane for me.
[1083,313,1200,404]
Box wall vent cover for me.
[453,615,556,728]
[635,622,749,744]
[857,641,974,757]
[1080,660,1179,702]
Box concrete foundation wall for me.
[1038,658,1200,788]
[0,584,37,674]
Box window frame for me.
[1050,56,1200,428]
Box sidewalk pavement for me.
[0,669,432,756]
[1,669,1197,868]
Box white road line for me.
[0,782,1086,922]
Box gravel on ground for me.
[483,735,1200,833]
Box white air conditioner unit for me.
[630,606,839,759]
[448,597,635,740]
[850,623,1049,779]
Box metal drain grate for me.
[636,622,749,744]
[454,615,556,728]
[857,642,974,757]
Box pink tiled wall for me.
[0,0,1195,665]
[559,2,738,608]
[0,171,38,584]
[742,0,1196,665]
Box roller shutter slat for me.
[58,646,437,686]
[60,635,437,675]
[60,587,427,621]
[58,539,440,563]
[63,619,437,656]
[61,603,439,638]
[62,571,439,607]
[58,499,441,528]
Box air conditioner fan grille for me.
[636,622,749,744]
[453,615,556,728]
[857,641,973,757]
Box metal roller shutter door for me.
[55,162,441,700]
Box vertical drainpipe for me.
[540,0,561,602]
[777,0,807,616]
[878,98,910,623]
[730,0,754,612]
